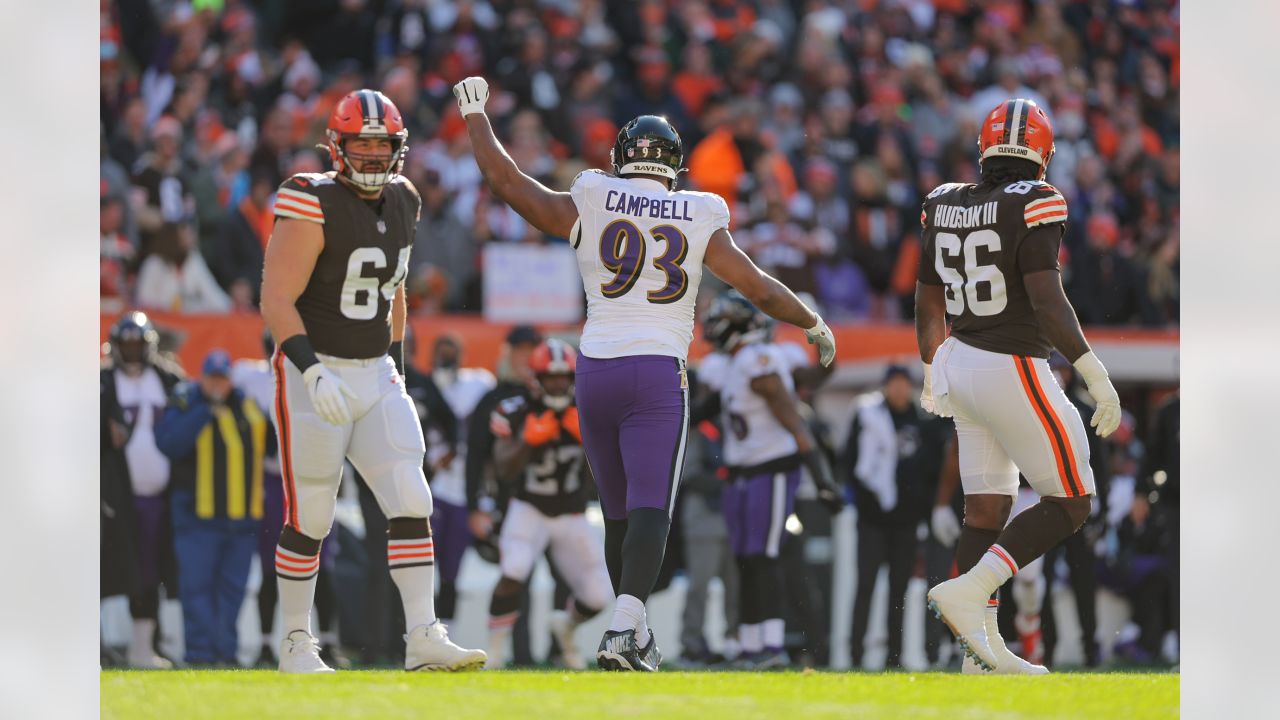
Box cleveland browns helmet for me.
[325,89,409,191]
[703,291,772,352]
[528,339,577,410]
[978,98,1055,180]
[611,115,684,182]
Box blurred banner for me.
[482,243,584,324]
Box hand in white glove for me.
[931,505,962,546]
[302,364,356,426]
[804,314,837,367]
[921,363,937,414]
[452,76,490,117]
[1072,351,1121,437]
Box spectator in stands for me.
[155,350,271,667]
[209,170,274,310]
[102,184,135,312]
[131,116,193,261]
[841,366,946,669]
[135,221,233,313]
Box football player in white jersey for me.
[704,292,844,668]
[454,76,836,671]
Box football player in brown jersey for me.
[260,89,484,673]
[915,99,1121,673]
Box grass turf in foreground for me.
[102,669,1178,720]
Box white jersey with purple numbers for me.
[569,171,729,361]
[721,343,799,468]
[426,368,496,507]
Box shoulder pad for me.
[1024,191,1069,228]
[276,175,328,224]
[925,182,968,200]
[572,169,610,188]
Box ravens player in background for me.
[454,76,835,672]
[917,99,1121,673]
[259,89,484,673]
[703,293,844,669]
[485,339,613,669]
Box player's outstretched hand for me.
[1073,351,1121,437]
[817,487,845,515]
[931,505,961,546]
[805,314,836,367]
[302,364,356,425]
[522,410,561,447]
[453,77,489,117]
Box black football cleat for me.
[638,627,663,671]
[596,629,654,671]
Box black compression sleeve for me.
[280,335,319,373]
[389,341,404,376]
[801,447,837,491]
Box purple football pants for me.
[723,468,801,558]
[575,354,690,521]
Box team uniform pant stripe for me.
[664,359,690,517]
[1014,356,1083,496]
[766,472,786,558]
[272,351,299,529]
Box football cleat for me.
[549,610,586,670]
[738,649,789,671]
[596,629,654,672]
[962,605,1049,675]
[638,626,663,671]
[927,576,999,672]
[278,630,334,674]
[405,621,487,672]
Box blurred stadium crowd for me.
[100,0,1179,324]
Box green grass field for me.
[102,669,1178,719]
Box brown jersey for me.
[917,179,1067,358]
[274,172,420,359]
[494,395,589,517]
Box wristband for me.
[280,335,320,373]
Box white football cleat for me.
[279,630,334,673]
[405,621,487,671]
[928,575,998,672]
[550,610,586,670]
[961,605,1049,675]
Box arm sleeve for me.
[1017,224,1063,274]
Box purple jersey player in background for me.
[454,76,836,671]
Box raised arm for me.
[453,77,577,239]
[704,228,836,366]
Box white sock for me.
[275,544,320,635]
[388,536,437,631]
[320,630,338,647]
[130,618,156,659]
[739,623,763,654]
[609,594,650,646]
[970,544,1018,596]
[487,613,517,667]
[762,619,785,651]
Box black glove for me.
[801,448,844,515]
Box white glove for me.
[1073,351,1121,438]
[931,505,962,547]
[452,76,489,117]
[804,314,837,367]
[302,364,356,426]
[921,363,937,414]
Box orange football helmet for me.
[978,98,1055,179]
[529,339,577,410]
[325,89,409,191]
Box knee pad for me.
[368,461,433,519]
[290,476,339,540]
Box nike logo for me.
[604,635,629,656]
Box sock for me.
[994,498,1084,568]
[739,623,763,654]
[437,580,458,624]
[320,630,338,647]
[488,587,521,667]
[130,619,156,659]
[275,526,322,636]
[762,619,785,651]
[955,524,1003,601]
[970,544,1018,596]
[387,517,437,631]
[617,508,671,603]
[609,593,650,646]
